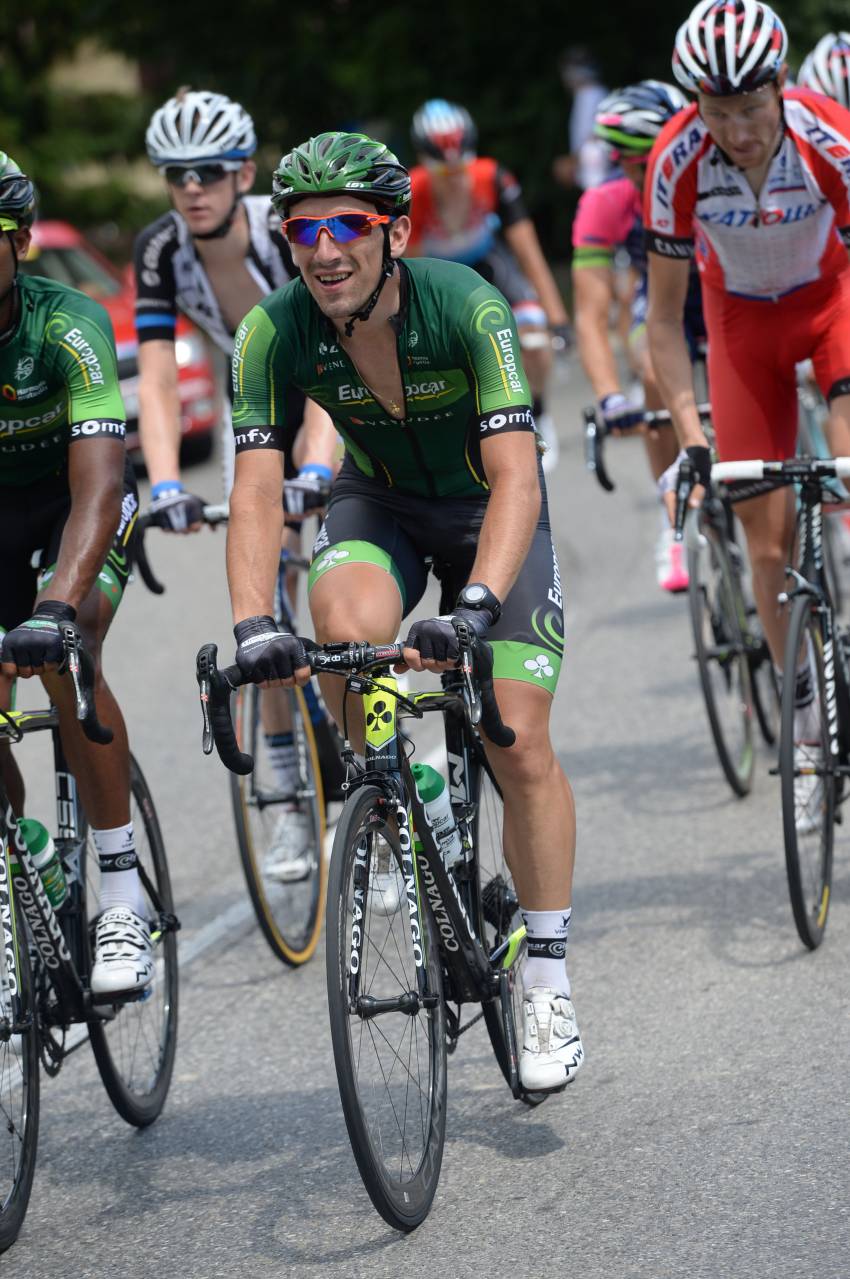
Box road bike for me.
[673,454,779,796]
[0,628,178,1252]
[137,495,344,967]
[196,627,552,1231]
[702,456,850,948]
[584,401,778,794]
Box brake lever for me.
[62,623,89,722]
[453,622,482,726]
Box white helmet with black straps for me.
[798,32,850,110]
[145,90,256,169]
[673,0,788,96]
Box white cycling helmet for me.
[673,0,788,96]
[798,32,850,110]
[145,90,256,168]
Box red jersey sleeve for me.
[785,88,850,246]
[644,104,706,260]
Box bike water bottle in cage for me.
[411,762,463,869]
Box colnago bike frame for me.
[0,708,97,1029]
[345,673,514,1012]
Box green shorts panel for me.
[492,640,561,695]
[308,539,407,608]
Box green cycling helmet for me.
[272,131,411,218]
[0,152,36,231]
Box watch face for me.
[463,585,487,604]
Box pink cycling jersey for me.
[644,90,850,299]
[572,176,644,270]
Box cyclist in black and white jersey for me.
[134,90,337,879]
[133,89,336,526]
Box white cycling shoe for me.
[91,906,154,998]
[794,742,824,837]
[264,807,313,883]
[520,985,584,1092]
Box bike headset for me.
[272,131,412,337]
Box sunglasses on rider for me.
[163,163,233,188]
[280,212,392,246]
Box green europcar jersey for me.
[231,257,535,498]
[0,275,126,487]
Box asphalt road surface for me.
[7,359,850,1278]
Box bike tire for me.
[88,755,179,1126]
[823,513,846,622]
[0,903,39,1254]
[473,760,548,1107]
[231,684,326,966]
[687,518,755,796]
[779,595,835,949]
[326,785,447,1232]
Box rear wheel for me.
[779,596,835,949]
[0,894,38,1253]
[326,786,446,1232]
[687,515,755,796]
[87,756,179,1126]
[231,683,325,966]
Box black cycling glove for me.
[147,482,206,532]
[685,445,713,492]
[405,584,501,663]
[234,615,307,683]
[283,464,332,517]
[2,600,76,672]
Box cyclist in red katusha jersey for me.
[645,0,850,833]
[407,100,571,472]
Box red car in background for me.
[21,220,219,462]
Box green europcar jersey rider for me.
[0,274,126,487]
[233,255,536,499]
[227,130,583,1095]
[232,256,564,690]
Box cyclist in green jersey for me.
[227,132,583,1091]
[0,154,153,998]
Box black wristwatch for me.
[456,582,502,624]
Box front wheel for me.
[687,516,755,796]
[231,683,326,966]
[0,897,39,1253]
[88,755,179,1126]
[779,596,835,949]
[326,786,447,1232]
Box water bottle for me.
[18,818,68,909]
[411,762,463,869]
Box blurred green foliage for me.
[0,0,848,259]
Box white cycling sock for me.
[92,823,145,916]
[265,732,299,793]
[521,907,571,997]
